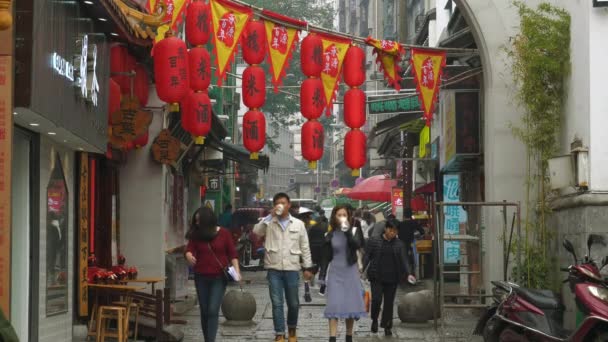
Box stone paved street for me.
[175,271,483,342]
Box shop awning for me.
[375,113,425,157]
[371,112,424,138]
[415,181,436,194]
[208,140,270,171]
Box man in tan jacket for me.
[254,193,314,342]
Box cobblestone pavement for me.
[175,271,483,342]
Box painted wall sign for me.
[443,174,467,264]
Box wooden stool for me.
[96,306,127,342]
[112,301,140,341]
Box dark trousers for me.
[370,281,398,329]
[194,274,227,342]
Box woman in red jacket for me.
[185,207,241,342]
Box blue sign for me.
[443,174,467,264]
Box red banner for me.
[365,37,405,91]
[264,20,299,92]
[411,48,446,125]
[317,33,351,116]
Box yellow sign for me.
[442,91,456,166]
[318,33,351,116]
[264,21,299,93]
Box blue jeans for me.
[267,270,300,335]
[194,274,227,342]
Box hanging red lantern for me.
[242,65,266,109]
[242,19,266,65]
[153,32,189,111]
[301,120,324,169]
[188,47,211,91]
[185,0,210,46]
[110,45,136,90]
[301,34,323,77]
[108,79,121,125]
[124,140,135,151]
[133,131,149,149]
[134,64,150,108]
[344,88,366,128]
[343,45,366,87]
[344,129,366,176]
[182,91,212,144]
[242,110,266,159]
[300,78,324,120]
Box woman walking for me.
[319,205,366,342]
[363,219,414,336]
[185,207,241,342]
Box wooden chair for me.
[112,300,141,341]
[96,306,127,342]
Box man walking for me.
[254,193,314,342]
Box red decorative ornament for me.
[344,88,366,128]
[110,45,136,90]
[242,20,266,65]
[242,65,266,109]
[343,45,366,87]
[153,32,189,111]
[188,47,211,91]
[108,79,121,125]
[301,34,323,78]
[242,110,266,159]
[133,131,149,149]
[301,120,324,169]
[185,0,210,46]
[300,78,324,120]
[134,64,149,108]
[182,91,212,144]
[344,129,366,176]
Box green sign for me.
[369,96,421,114]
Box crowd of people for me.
[185,192,424,342]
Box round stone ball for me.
[221,289,256,322]
[397,289,436,323]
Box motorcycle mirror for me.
[602,256,608,270]
[563,239,578,265]
[587,234,607,257]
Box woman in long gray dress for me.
[319,205,366,342]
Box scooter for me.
[474,234,608,341]
[236,225,265,270]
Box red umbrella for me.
[346,175,397,202]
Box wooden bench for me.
[127,288,185,341]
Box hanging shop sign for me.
[440,90,481,171]
[593,0,608,7]
[391,187,403,218]
[368,96,420,115]
[151,129,181,165]
[109,97,153,148]
[443,174,467,264]
[207,176,221,192]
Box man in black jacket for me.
[363,219,412,336]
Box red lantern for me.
[300,78,324,120]
[108,79,121,125]
[301,120,324,169]
[242,20,266,65]
[188,47,211,91]
[110,45,136,90]
[343,45,366,87]
[344,88,366,128]
[301,34,323,77]
[185,0,210,46]
[344,129,366,176]
[242,65,266,109]
[134,64,149,108]
[153,32,189,111]
[182,91,212,144]
[133,131,149,149]
[243,110,266,159]
[125,140,135,151]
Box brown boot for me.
[288,328,297,342]
[275,335,285,342]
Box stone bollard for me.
[221,288,256,325]
[397,289,436,323]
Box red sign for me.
[0,55,12,316]
[391,187,403,216]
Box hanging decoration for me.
[151,129,182,165]
[133,131,149,149]
[242,109,266,160]
[262,9,304,92]
[365,37,405,91]
[410,48,446,125]
[210,0,252,85]
[134,64,150,108]
[109,97,153,150]
[318,33,351,116]
[301,120,324,169]
[300,33,323,77]
[186,0,211,46]
[300,33,325,169]
[147,0,189,42]
[343,45,367,176]
[153,31,189,111]
[182,91,213,144]
[241,19,266,159]
[188,47,212,91]
[110,45,135,91]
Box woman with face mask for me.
[318,205,366,342]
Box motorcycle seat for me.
[513,287,561,310]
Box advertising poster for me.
[443,174,467,264]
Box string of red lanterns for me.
[343,45,367,176]
[300,33,325,169]
[241,19,267,159]
[153,30,190,112]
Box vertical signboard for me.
[78,153,89,316]
[441,91,456,168]
[391,187,403,218]
[443,174,467,264]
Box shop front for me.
[13,0,109,340]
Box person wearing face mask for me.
[318,205,366,342]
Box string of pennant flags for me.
[148,0,477,173]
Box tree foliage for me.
[507,1,570,289]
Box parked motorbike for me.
[474,234,608,341]
[236,225,265,270]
